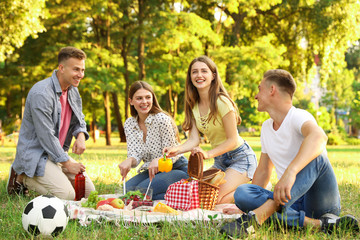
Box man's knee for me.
[234,184,254,203]
[54,188,76,200]
[234,184,269,211]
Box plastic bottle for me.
[75,172,85,201]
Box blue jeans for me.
[234,152,341,227]
[125,156,189,200]
[213,141,257,179]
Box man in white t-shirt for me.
[221,69,359,237]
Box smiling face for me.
[58,57,85,90]
[129,88,153,118]
[190,61,215,91]
[255,78,271,112]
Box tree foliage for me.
[0,0,46,61]
[1,0,360,141]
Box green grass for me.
[0,136,359,239]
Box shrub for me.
[345,137,360,145]
[327,132,344,145]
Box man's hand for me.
[62,158,85,175]
[273,170,296,206]
[72,132,86,155]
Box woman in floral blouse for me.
[118,81,188,200]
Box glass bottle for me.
[74,172,85,201]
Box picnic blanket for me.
[63,194,241,226]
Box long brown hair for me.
[182,56,241,131]
[129,81,162,117]
[128,81,180,141]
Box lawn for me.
[0,136,359,239]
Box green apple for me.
[110,198,124,209]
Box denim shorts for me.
[212,141,257,179]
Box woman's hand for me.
[191,147,209,159]
[148,158,160,181]
[163,146,180,158]
[118,158,135,179]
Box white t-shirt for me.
[260,106,318,179]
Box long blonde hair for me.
[182,56,241,131]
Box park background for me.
[0,0,360,239]
[1,0,360,145]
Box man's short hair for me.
[58,46,86,64]
[263,69,296,98]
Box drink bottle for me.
[75,172,85,201]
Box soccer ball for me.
[22,195,69,237]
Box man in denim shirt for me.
[7,46,95,200]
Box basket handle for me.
[195,152,204,180]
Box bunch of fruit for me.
[121,190,153,208]
[81,191,104,209]
[81,191,124,209]
[97,198,124,209]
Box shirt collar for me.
[51,70,73,95]
[129,114,156,129]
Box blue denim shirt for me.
[13,70,89,177]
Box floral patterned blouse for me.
[124,112,181,173]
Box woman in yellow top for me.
[164,56,257,204]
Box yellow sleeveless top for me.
[192,96,244,150]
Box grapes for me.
[81,191,104,209]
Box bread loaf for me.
[209,171,226,186]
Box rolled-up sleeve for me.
[30,92,69,163]
[71,112,89,140]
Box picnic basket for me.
[188,152,220,210]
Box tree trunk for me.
[21,85,25,119]
[167,87,173,116]
[103,91,112,146]
[137,0,146,80]
[111,92,126,142]
[121,36,131,119]
[224,8,246,85]
[5,92,12,118]
[173,91,178,120]
[91,113,97,143]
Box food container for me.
[188,152,219,210]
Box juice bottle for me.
[75,172,85,201]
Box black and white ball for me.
[22,195,69,237]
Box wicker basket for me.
[188,152,219,210]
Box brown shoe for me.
[7,167,29,196]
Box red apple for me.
[110,198,124,209]
[96,198,115,209]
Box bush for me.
[345,137,360,145]
[327,132,344,145]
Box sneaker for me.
[6,167,29,196]
[320,213,360,234]
[220,212,258,238]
